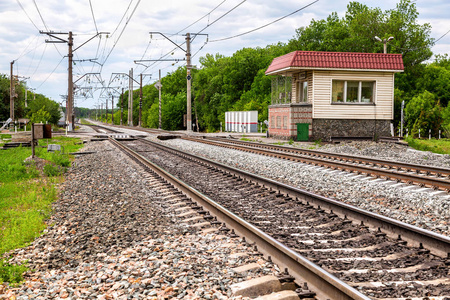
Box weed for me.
[43,163,62,177]
[288,138,294,145]
[0,258,28,285]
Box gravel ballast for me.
[1,140,281,299]
[160,138,450,236]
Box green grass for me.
[405,137,450,154]
[80,118,94,125]
[0,136,83,284]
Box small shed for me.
[265,51,404,141]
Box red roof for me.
[265,51,404,74]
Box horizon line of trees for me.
[3,0,450,138]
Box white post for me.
[439,130,441,139]
[429,129,431,140]
[419,129,421,139]
[406,128,408,137]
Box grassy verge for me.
[0,136,83,284]
[80,119,94,125]
[405,137,450,155]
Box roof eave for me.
[266,66,404,75]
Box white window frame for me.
[331,80,376,104]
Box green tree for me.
[29,108,51,124]
[405,91,442,137]
[27,94,61,125]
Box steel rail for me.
[139,138,450,258]
[202,136,450,177]
[182,136,450,191]
[109,137,370,300]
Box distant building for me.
[265,51,404,141]
[57,109,66,127]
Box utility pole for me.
[106,96,108,123]
[139,73,143,126]
[159,70,162,129]
[10,61,14,121]
[186,33,192,132]
[40,30,109,131]
[121,88,124,125]
[128,68,133,126]
[136,32,207,132]
[111,95,114,125]
[68,31,74,130]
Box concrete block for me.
[202,227,218,234]
[232,263,260,274]
[231,275,281,298]
[190,222,211,228]
[255,290,300,300]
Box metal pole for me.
[68,31,74,131]
[400,100,404,137]
[111,95,114,124]
[121,88,124,125]
[139,73,142,127]
[159,69,162,129]
[31,123,35,158]
[383,42,387,54]
[25,82,28,108]
[10,61,14,122]
[106,96,108,123]
[186,33,192,132]
[128,68,133,126]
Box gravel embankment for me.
[159,138,450,236]
[1,140,280,299]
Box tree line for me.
[3,0,449,138]
[0,75,61,126]
[112,0,449,137]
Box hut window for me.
[298,81,308,102]
[332,80,375,103]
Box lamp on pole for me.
[375,36,394,54]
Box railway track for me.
[182,136,450,193]
[110,137,450,300]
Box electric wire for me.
[30,43,48,78]
[195,0,247,35]
[33,0,49,30]
[209,0,319,42]
[101,0,142,68]
[14,34,41,60]
[110,0,134,37]
[36,56,65,89]
[89,0,99,33]
[434,28,450,44]
[15,0,40,31]
[175,0,227,34]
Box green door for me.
[297,123,309,141]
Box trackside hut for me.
[265,51,404,141]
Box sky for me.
[0,0,449,109]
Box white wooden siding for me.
[312,70,394,120]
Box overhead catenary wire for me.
[89,0,99,33]
[15,0,40,31]
[175,0,227,35]
[36,56,65,89]
[100,0,142,68]
[209,0,319,42]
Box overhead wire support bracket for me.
[149,32,186,52]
